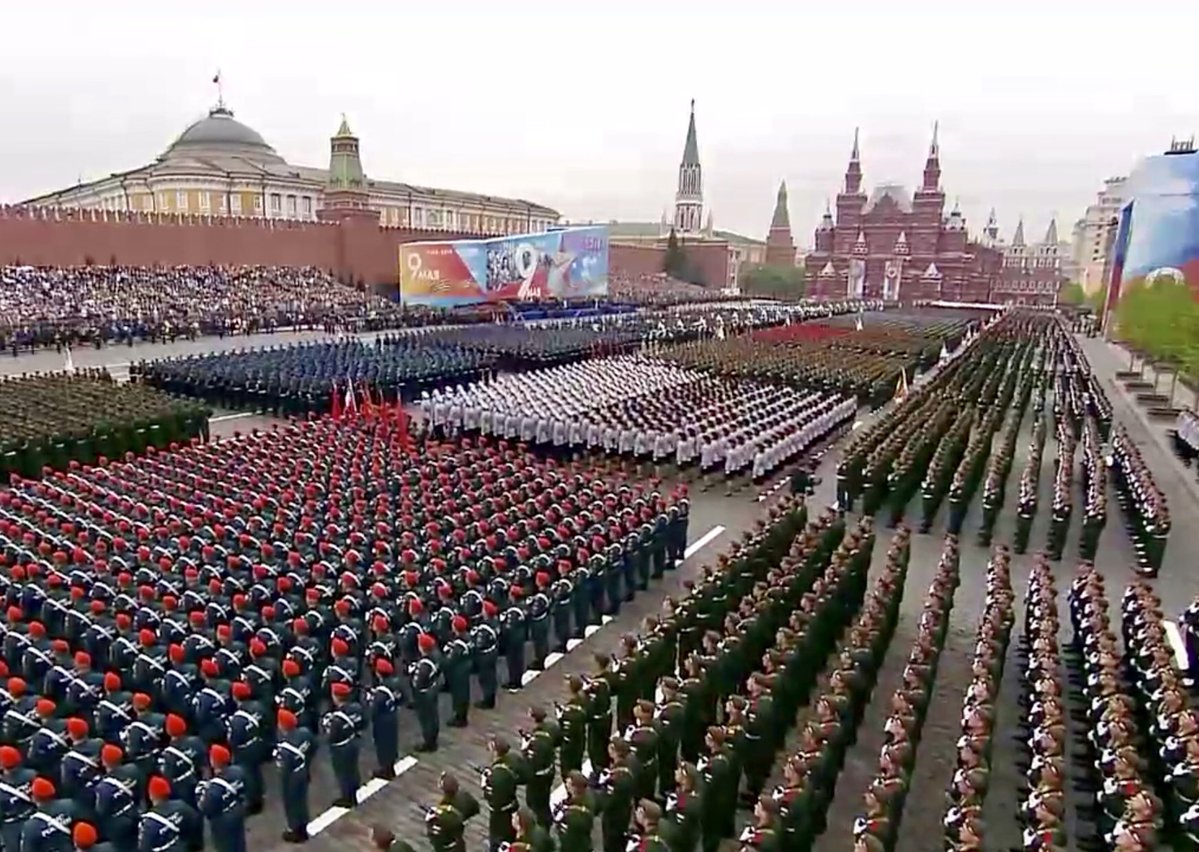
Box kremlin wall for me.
[0,206,734,295]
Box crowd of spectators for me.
[608,272,735,306]
[0,265,423,351]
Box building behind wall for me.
[19,98,560,236]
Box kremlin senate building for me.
[23,97,560,237]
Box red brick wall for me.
[0,209,482,289]
[610,243,666,277]
[686,242,732,289]
[609,241,730,289]
[0,210,339,270]
[0,211,736,293]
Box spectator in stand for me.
[0,264,479,352]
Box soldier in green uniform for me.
[556,677,588,784]
[511,807,554,852]
[522,706,559,827]
[625,699,660,804]
[484,736,526,848]
[663,763,701,852]
[611,639,640,733]
[424,795,466,852]
[678,656,709,762]
[654,678,685,796]
[416,774,479,852]
[738,796,782,852]
[371,824,416,852]
[584,657,614,774]
[553,772,595,852]
[598,738,638,852]
[742,674,776,805]
[773,755,815,850]
[699,727,735,852]
[632,800,670,851]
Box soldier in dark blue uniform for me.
[160,715,204,812]
[471,604,500,710]
[138,776,200,852]
[369,658,402,779]
[410,633,442,753]
[274,709,313,844]
[19,777,74,852]
[60,718,103,816]
[27,699,71,776]
[322,682,364,808]
[527,576,552,672]
[94,744,140,851]
[502,591,527,690]
[549,570,574,654]
[444,617,473,727]
[197,745,246,852]
[225,683,266,815]
[0,745,37,852]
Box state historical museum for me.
[804,127,1004,304]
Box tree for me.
[663,228,686,279]
[740,264,806,299]
[1058,281,1086,305]
[1115,278,1199,385]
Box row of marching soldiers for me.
[852,534,958,852]
[1067,567,1163,849]
[1120,580,1199,848]
[408,500,901,852]
[940,545,1013,851]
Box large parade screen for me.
[1103,148,1199,320]
[399,225,609,306]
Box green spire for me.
[327,114,364,192]
[770,181,790,229]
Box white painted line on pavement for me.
[306,804,348,836]
[566,638,583,651]
[211,411,258,423]
[307,754,419,836]
[550,759,593,808]
[545,652,564,668]
[1165,619,1189,671]
[684,525,725,559]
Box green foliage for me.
[740,264,806,299]
[663,228,686,279]
[1088,281,1108,314]
[1115,277,1199,375]
[1059,281,1086,305]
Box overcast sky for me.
[0,1,1191,245]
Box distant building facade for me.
[990,216,1066,305]
[22,99,559,236]
[803,128,1061,306]
[804,127,1007,303]
[1071,176,1127,294]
